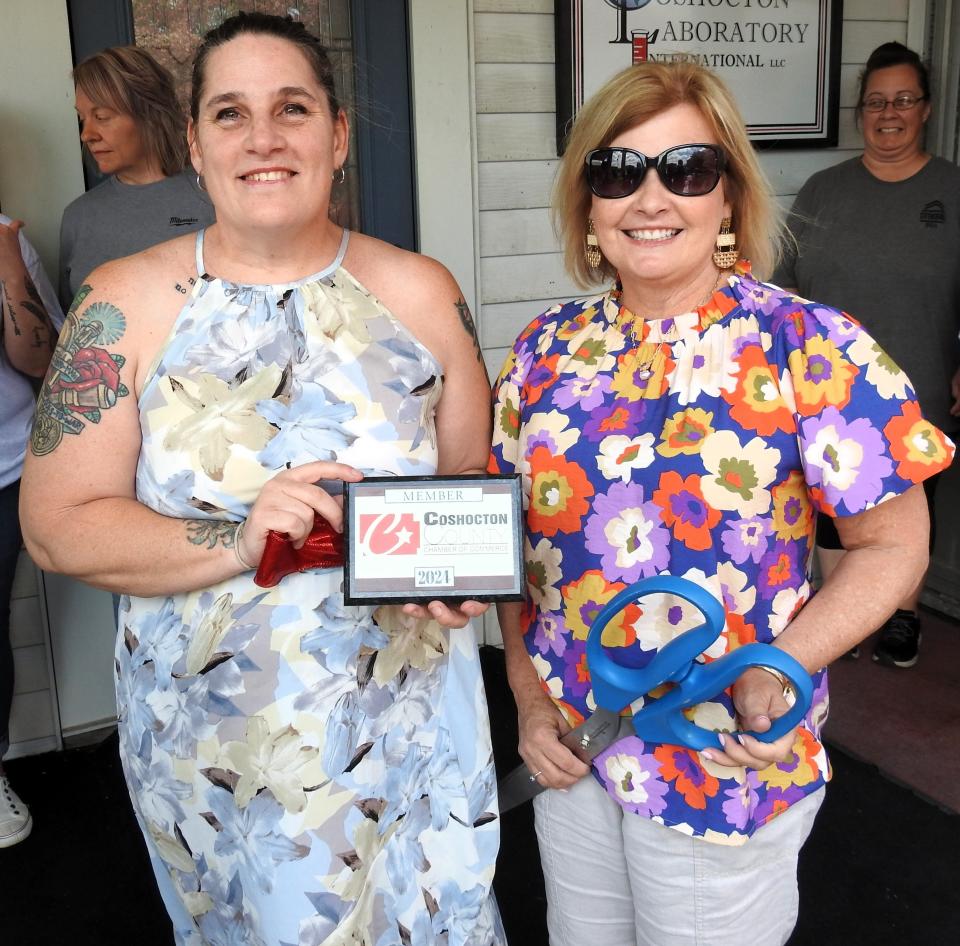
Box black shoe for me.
[872,610,921,668]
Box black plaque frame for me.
[344,474,524,605]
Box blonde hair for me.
[553,61,782,287]
[73,46,189,178]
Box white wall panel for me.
[474,12,554,63]
[0,0,84,279]
[841,20,908,62]
[42,573,117,737]
[837,107,864,149]
[475,0,553,12]
[479,207,558,257]
[7,690,55,745]
[483,610,504,648]
[481,252,578,304]
[478,160,558,210]
[13,645,50,695]
[409,1,478,314]
[9,595,44,649]
[482,296,569,348]
[840,62,864,107]
[845,0,909,19]
[476,63,556,113]
[477,112,557,161]
[484,346,512,384]
[11,552,38,600]
[760,150,859,198]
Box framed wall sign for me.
[556,0,843,151]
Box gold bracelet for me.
[756,665,795,700]
[234,521,256,571]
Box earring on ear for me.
[332,166,346,184]
[713,216,738,268]
[585,218,602,269]
[196,173,206,192]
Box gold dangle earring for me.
[585,218,602,269]
[713,216,739,268]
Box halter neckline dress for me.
[117,228,504,946]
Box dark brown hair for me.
[857,42,931,109]
[73,46,188,177]
[190,11,341,122]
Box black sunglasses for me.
[585,144,727,199]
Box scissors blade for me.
[497,710,629,814]
[497,762,548,814]
[558,707,626,763]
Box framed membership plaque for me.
[343,474,524,605]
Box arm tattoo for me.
[1,280,22,336]
[186,520,238,550]
[21,275,57,351]
[173,276,196,296]
[454,298,484,366]
[30,285,130,456]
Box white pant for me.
[532,776,824,946]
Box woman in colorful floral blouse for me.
[489,61,954,946]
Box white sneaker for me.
[0,774,32,847]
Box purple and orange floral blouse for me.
[489,266,954,846]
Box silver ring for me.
[529,770,543,782]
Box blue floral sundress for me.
[116,230,504,946]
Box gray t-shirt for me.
[58,169,215,309]
[1,214,65,488]
[774,156,960,432]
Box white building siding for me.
[7,554,59,758]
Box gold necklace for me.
[621,271,727,383]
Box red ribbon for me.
[253,515,345,588]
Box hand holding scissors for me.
[499,575,813,812]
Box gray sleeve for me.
[771,182,815,290]
[58,207,76,313]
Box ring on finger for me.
[529,770,543,782]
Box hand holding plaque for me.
[235,460,362,579]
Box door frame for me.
[407,0,479,315]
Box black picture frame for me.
[556,0,844,153]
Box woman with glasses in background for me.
[490,59,953,945]
[775,42,960,669]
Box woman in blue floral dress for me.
[489,62,954,945]
[22,13,503,946]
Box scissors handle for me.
[630,643,813,751]
[586,575,727,712]
[585,576,813,752]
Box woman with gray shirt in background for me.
[774,42,960,669]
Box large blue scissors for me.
[498,575,813,812]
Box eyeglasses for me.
[584,144,727,199]
[861,94,928,112]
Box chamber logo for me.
[359,513,420,555]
